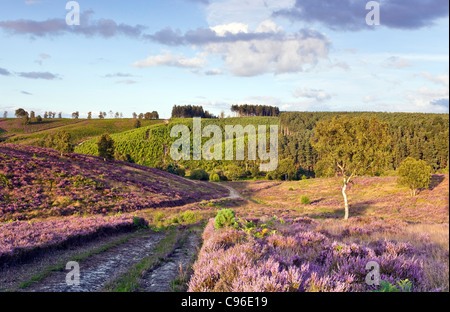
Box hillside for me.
[0,143,228,222]
[0,118,164,146]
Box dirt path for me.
[220,183,242,199]
[22,231,165,292]
[140,230,201,292]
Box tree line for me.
[231,104,280,117]
[171,105,216,119]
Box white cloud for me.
[204,21,329,76]
[293,88,332,102]
[383,56,412,69]
[421,72,449,87]
[131,51,206,69]
[210,22,249,36]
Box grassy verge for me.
[169,227,203,292]
[103,228,184,292]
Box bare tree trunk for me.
[342,181,349,220]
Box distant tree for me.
[109,110,113,118]
[398,157,432,197]
[44,112,48,119]
[132,112,137,119]
[227,165,246,181]
[312,115,391,220]
[97,133,115,161]
[15,108,29,125]
[30,111,35,119]
[115,112,120,119]
[15,108,28,118]
[98,112,104,119]
[144,112,152,120]
[277,159,297,181]
[58,112,62,119]
[120,112,123,118]
[72,112,79,119]
[151,111,159,119]
[138,113,144,119]
[36,115,43,123]
[220,111,225,119]
[87,112,92,120]
[134,119,141,129]
[54,131,74,156]
[3,111,7,119]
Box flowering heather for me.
[188,217,445,292]
[0,144,227,221]
[0,214,140,264]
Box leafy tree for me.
[87,112,92,120]
[277,158,297,181]
[15,108,28,118]
[3,111,7,118]
[397,157,432,197]
[72,111,79,119]
[30,111,35,119]
[312,115,391,220]
[227,165,246,181]
[138,113,144,119]
[54,131,74,156]
[58,112,62,119]
[97,133,115,160]
[144,112,152,120]
[190,169,209,181]
[132,112,137,119]
[98,112,104,119]
[36,115,43,123]
[151,111,159,119]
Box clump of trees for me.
[171,105,216,119]
[44,131,74,156]
[231,104,279,117]
[312,115,391,220]
[397,157,432,197]
[97,134,115,160]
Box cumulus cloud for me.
[0,10,144,38]
[131,51,206,69]
[145,21,330,77]
[204,68,223,75]
[432,98,449,109]
[293,88,332,102]
[406,86,449,112]
[274,0,449,31]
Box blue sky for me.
[0,0,448,118]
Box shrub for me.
[132,216,148,229]
[190,169,209,181]
[397,157,432,197]
[153,212,165,223]
[180,210,197,224]
[210,173,220,182]
[301,175,308,180]
[214,209,237,229]
[300,195,311,205]
[175,168,186,177]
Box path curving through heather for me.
[220,183,242,199]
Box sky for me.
[0,0,449,119]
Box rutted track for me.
[22,231,165,292]
[140,230,201,292]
